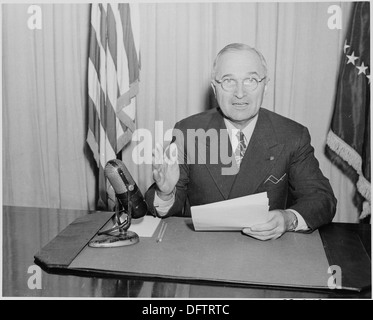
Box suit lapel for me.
[203,109,237,200]
[228,109,284,198]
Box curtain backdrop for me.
[2,4,96,210]
[3,2,360,222]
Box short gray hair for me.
[211,43,268,80]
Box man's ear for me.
[210,82,216,96]
[264,78,270,94]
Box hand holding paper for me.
[242,209,290,240]
[191,192,270,231]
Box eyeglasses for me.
[215,76,267,92]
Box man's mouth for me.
[232,102,249,107]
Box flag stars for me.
[342,38,370,82]
[346,52,359,65]
[357,62,368,75]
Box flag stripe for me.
[129,3,141,63]
[117,101,136,131]
[88,60,101,120]
[100,124,116,168]
[112,4,130,96]
[98,4,107,48]
[106,4,118,70]
[119,4,140,84]
[88,59,118,154]
[100,93,117,153]
[86,127,99,165]
[117,81,138,115]
[98,5,108,97]
[88,26,101,82]
[87,98,100,158]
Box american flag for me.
[326,2,370,219]
[86,3,140,210]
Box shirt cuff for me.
[287,209,309,231]
[154,191,175,216]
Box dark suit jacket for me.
[145,107,336,231]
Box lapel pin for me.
[269,156,275,161]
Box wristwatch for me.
[288,214,298,232]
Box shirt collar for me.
[223,114,259,145]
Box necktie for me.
[235,131,247,168]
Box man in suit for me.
[146,43,336,240]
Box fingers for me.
[153,143,164,166]
[152,144,163,183]
[153,142,178,166]
[164,143,178,165]
[250,219,277,232]
[152,169,162,183]
[245,212,277,233]
[242,227,282,240]
[152,142,179,194]
[242,211,285,240]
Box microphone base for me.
[88,230,139,248]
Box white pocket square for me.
[265,173,286,185]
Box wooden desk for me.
[2,205,371,298]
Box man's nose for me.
[234,82,247,98]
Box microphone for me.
[88,159,149,248]
[104,159,149,219]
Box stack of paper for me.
[191,192,270,231]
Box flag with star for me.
[326,2,370,219]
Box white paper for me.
[128,216,162,237]
[191,192,270,231]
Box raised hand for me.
[152,142,180,200]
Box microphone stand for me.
[89,185,140,248]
